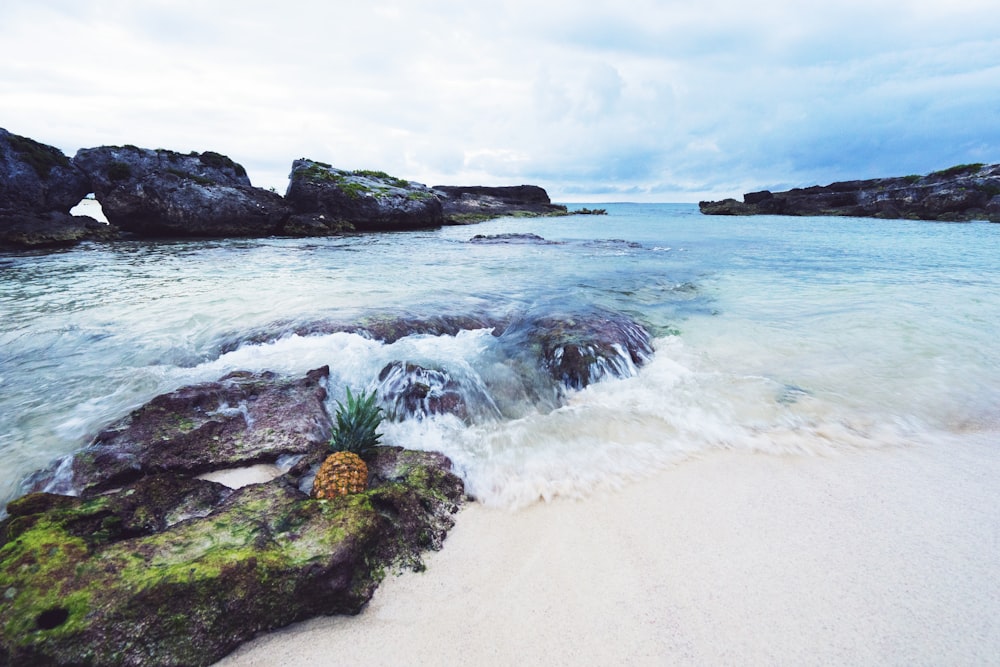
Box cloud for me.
[1,0,998,201]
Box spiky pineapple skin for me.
[312,451,369,499]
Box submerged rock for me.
[72,145,291,237]
[0,447,463,667]
[699,163,1000,222]
[505,309,654,390]
[30,367,334,497]
[285,159,443,232]
[468,232,556,244]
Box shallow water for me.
[2,205,998,506]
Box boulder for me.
[284,160,443,231]
[30,367,335,497]
[0,447,463,666]
[433,184,568,223]
[72,146,291,237]
[700,163,1000,221]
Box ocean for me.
[2,204,998,507]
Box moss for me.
[340,182,372,199]
[352,170,409,188]
[931,163,985,179]
[298,163,344,184]
[407,191,434,201]
[166,168,215,186]
[7,134,70,179]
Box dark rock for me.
[0,447,463,666]
[31,367,334,497]
[219,312,507,354]
[0,128,90,215]
[433,184,568,223]
[700,163,1000,221]
[284,160,443,231]
[377,361,472,422]
[0,210,118,250]
[468,232,556,244]
[72,146,291,237]
[504,308,654,390]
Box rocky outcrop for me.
[73,146,291,237]
[433,185,568,223]
[0,129,114,249]
[29,367,335,498]
[699,163,1000,222]
[284,160,443,232]
[1,448,462,667]
[1,367,464,666]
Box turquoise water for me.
[2,204,998,506]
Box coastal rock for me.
[0,129,116,249]
[0,210,117,250]
[218,312,506,354]
[468,232,556,244]
[0,447,463,667]
[72,145,291,237]
[503,308,654,390]
[433,184,568,223]
[31,367,335,497]
[376,361,473,422]
[699,163,1000,221]
[284,159,443,231]
[0,128,90,215]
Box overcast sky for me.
[2,0,998,201]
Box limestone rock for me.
[0,128,90,215]
[700,163,1000,221]
[30,367,335,497]
[433,184,567,222]
[72,146,290,237]
[0,448,463,666]
[284,159,443,231]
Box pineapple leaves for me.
[330,387,384,455]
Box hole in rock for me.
[36,607,70,630]
[69,193,109,223]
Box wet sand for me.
[218,439,1000,665]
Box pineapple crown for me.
[329,387,383,455]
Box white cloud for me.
[0,0,998,201]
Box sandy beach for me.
[218,437,1000,666]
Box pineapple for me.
[312,387,383,499]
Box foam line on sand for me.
[218,438,1000,665]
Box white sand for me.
[218,439,1000,666]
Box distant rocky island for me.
[700,163,1000,222]
[0,128,571,250]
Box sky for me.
[1,0,999,202]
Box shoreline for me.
[218,438,1000,665]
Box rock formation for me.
[284,159,443,232]
[1,128,570,249]
[433,184,568,223]
[699,163,1000,222]
[0,129,113,249]
[73,145,291,237]
[1,367,463,666]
